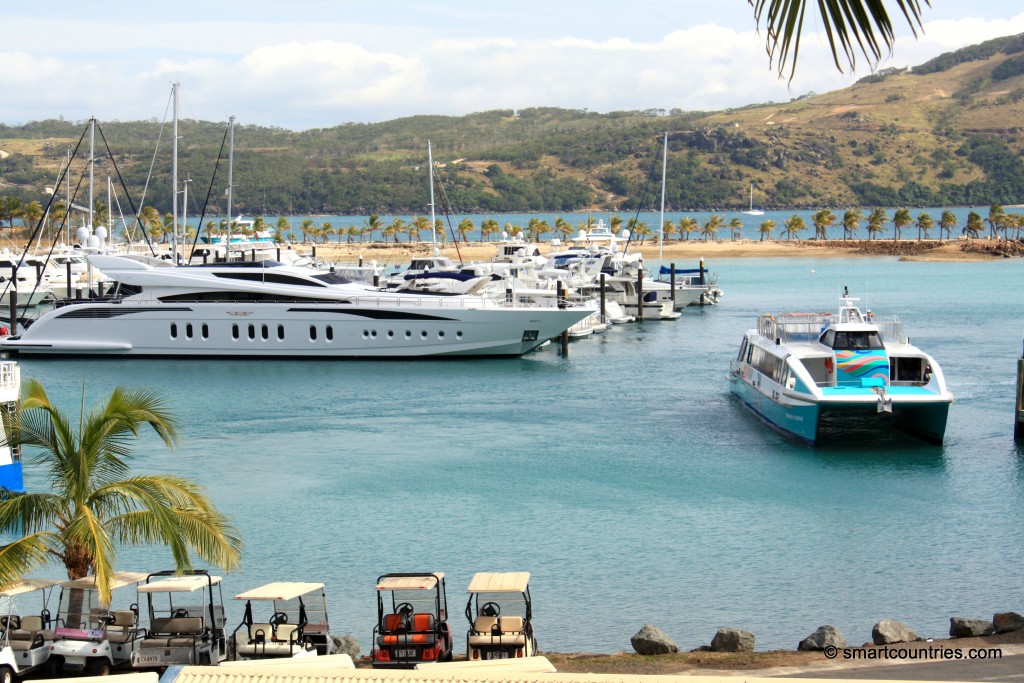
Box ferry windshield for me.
[832,330,883,350]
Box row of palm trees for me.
[4,194,1022,245]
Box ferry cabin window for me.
[737,339,748,361]
[831,331,883,350]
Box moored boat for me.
[728,290,953,444]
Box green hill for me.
[4,32,1024,216]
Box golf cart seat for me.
[468,615,526,646]
[141,616,205,647]
[376,613,437,647]
[104,610,139,643]
[8,615,53,650]
[236,622,300,657]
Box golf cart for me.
[48,571,148,675]
[132,570,227,668]
[231,582,334,659]
[465,572,537,660]
[0,578,61,681]
[371,572,453,668]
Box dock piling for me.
[1016,340,1024,440]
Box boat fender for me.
[825,357,834,373]
[924,364,932,382]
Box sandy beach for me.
[293,238,1019,266]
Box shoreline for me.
[291,238,1021,265]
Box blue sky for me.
[2,1,1024,130]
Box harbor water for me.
[13,255,1024,654]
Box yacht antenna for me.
[226,114,235,258]
[659,131,667,264]
[171,82,180,264]
[428,140,437,254]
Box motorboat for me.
[0,253,594,358]
[729,290,953,444]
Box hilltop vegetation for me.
[4,33,1024,216]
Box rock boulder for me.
[798,625,847,651]
[331,635,360,657]
[872,620,919,645]
[631,624,679,655]
[949,617,995,638]
[710,628,755,653]
[993,612,1024,633]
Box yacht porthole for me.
[387,330,394,338]
[420,330,428,339]
[456,331,463,339]
[247,324,256,340]
[363,330,370,339]
[170,323,178,339]
[231,324,240,340]
[309,325,318,341]
[404,330,412,338]
[438,330,445,339]
[201,324,209,339]
[261,324,269,341]
[370,330,378,338]
[185,323,194,339]
[326,325,334,341]
[277,325,285,341]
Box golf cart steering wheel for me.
[480,602,500,617]
[99,611,116,626]
[1,615,20,630]
[270,612,289,626]
[173,609,189,618]
[395,603,414,618]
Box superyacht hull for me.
[1,300,590,358]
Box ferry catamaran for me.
[729,290,952,444]
[0,254,594,358]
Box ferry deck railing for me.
[758,313,908,345]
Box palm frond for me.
[749,0,930,80]
[0,533,56,588]
[0,492,68,536]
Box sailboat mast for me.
[226,115,235,254]
[172,82,179,263]
[428,140,437,252]
[88,118,95,231]
[659,131,667,264]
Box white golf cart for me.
[48,571,147,675]
[132,570,227,668]
[464,572,537,661]
[0,578,61,681]
[231,582,334,659]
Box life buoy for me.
[825,357,834,373]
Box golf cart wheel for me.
[88,659,112,676]
[45,656,64,677]
[0,664,13,683]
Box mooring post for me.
[276,247,281,261]
[1016,339,1024,440]
[599,273,607,323]
[637,270,644,321]
[699,258,706,286]
[65,261,72,299]
[670,263,676,307]
[8,291,16,335]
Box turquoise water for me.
[13,256,1024,654]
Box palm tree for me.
[728,217,743,241]
[21,201,44,238]
[457,219,474,243]
[663,220,679,241]
[759,219,776,241]
[364,214,383,242]
[939,210,957,241]
[781,214,807,240]
[702,214,722,241]
[0,196,23,231]
[480,218,500,242]
[297,219,314,244]
[988,204,1005,239]
[1007,213,1023,240]
[275,216,291,243]
[892,208,912,241]
[964,211,984,239]
[0,381,242,604]
[678,217,697,241]
[812,209,836,240]
[389,218,407,243]
[630,220,651,246]
[554,217,572,242]
[750,0,930,81]
[505,222,522,238]
[609,216,623,235]
[841,209,862,241]
[411,216,431,243]
[348,226,363,243]
[534,220,552,242]
[867,208,889,241]
[915,212,934,241]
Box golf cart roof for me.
[467,572,531,593]
[234,582,324,601]
[0,578,63,597]
[375,573,445,591]
[61,572,148,591]
[138,575,223,593]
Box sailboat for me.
[742,184,764,216]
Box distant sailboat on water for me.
[742,184,764,216]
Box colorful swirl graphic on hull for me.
[834,350,889,383]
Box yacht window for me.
[213,272,326,287]
[310,325,317,341]
[820,329,836,347]
[326,325,334,341]
[201,324,209,339]
[833,331,883,350]
[232,324,239,340]
[247,324,255,340]
[170,323,178,339]
[277,324,285,340]
[311,272,352,285]
[261,324,269,340]
[185,323,193,339]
